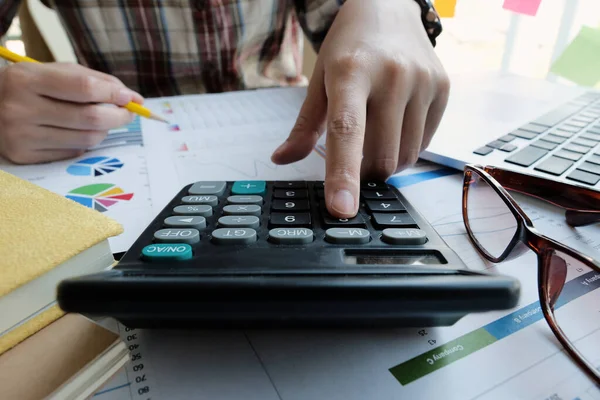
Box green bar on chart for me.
[550,25,600,87]
[389,328,497,385]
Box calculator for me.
[57,180,521,328]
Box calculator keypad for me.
[145,180,429,258]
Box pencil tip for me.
[149,114,170,124]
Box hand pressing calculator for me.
[57,180,520,328]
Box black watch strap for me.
[412,0,443,47]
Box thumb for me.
[271,63,327,165]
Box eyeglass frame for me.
[461,163,600,385]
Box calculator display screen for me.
[344,253,444,265]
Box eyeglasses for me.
[462,164,600,385]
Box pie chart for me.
[66,183,134,212]
[66,156,124,177]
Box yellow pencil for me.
[0,46,168,124]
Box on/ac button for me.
[141,243,193,261]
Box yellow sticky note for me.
[434,0,457,18]
[550,25,600,87]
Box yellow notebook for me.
[0,169,123,355]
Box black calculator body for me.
[57,180,520,328]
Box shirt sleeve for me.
[0,0,22,38]
[292,0,345,52]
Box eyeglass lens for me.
[546,249,600,375]
[466,171,519,259]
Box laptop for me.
[421,72,600,189]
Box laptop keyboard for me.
[473,91,600,186]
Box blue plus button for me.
[141,243,193,261]
[232,181,266,195]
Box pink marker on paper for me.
[502,0,543,16]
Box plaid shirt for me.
[0,0,343,98]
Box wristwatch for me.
[411,0,443,47]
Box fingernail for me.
[117,88,132,105]
[331,189,355,215]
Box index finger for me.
[324,78,369,219]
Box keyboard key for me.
[473,146,493,156]
[566,169,600,186]
[182,195,218,206]
[511,129,538,140]
[557,125,581,133]
[227,195,263,205]
[218,215,260,229]
[222,204,262,216]
[486,140,505,149]
[555,150,582,162]
[232,181,266,195]
[549,129,574,139]
[580,112,600,119]
[520,123,548,134]
[587,126,600,135]
[189,181,226,196]
[563,120,589,129]
[325,228,370,245]
[540,134,566,144]
[572,115,596,124]
[577,162,600,176]
[531,140,558,151]
[532,104,582,127]
[271,199,310,212]
[372,213,417,229]
[316,189,325,199]
[173,204,213,217]
[499,144,517,152]
[154,229,200,244]
[573,138,597,148]
[274,181,307,189]
[585,154,600,165]
[366,200,406,213]
[381,228,427,245]
[321,209,366,228]
[313,182,324,189]
[141,244,193,261]
[564,143,591,154]
[533,156,574,176]
[581,132,600,142]
[360,189,397,200]
[268,228,314,245]
[361,181,388,190]
[164,216,207,230]
[211,228,257,245]
[497,134,516,142]
[269,212,311,228]
[505,146,548,167]
[273,189,308,199]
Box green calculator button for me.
[141,243,192,261]
[232,181,266,195]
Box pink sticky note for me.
[502,0,543,16]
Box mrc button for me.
[268,228,314,244]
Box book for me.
[0,169,123,355]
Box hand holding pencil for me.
[0,46,165,164]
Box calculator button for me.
[313,182,324,189]
[232,181,266,195]
[372,213,417,229]
[268,228,314,244]
[141,243,193,261]
[271,199,310,212]
[173,205,213,217]
[273,189,308,199]
[154,229,200,244]
[365,200,405,213]
[222,204,262,216]
[164,216,206,230]
[227,195,263,205]
[211,228,257,245]
[188,181,226,196]
[360,189,396,200]
[269,212,311,228]
[361,181,388,190]
[274,181,307,189]
[321,209,366,228]
[325,228,370,244]
[182,195,218,206]
[316,189,325,199]
[218,215,260,229]
[381,228,427,245]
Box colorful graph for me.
[169,124,181,132]
[66,156,124,177]
[66,183,134,212]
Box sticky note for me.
[550,26,600,87]
[434,0,457,18]
[502,0,543,16]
